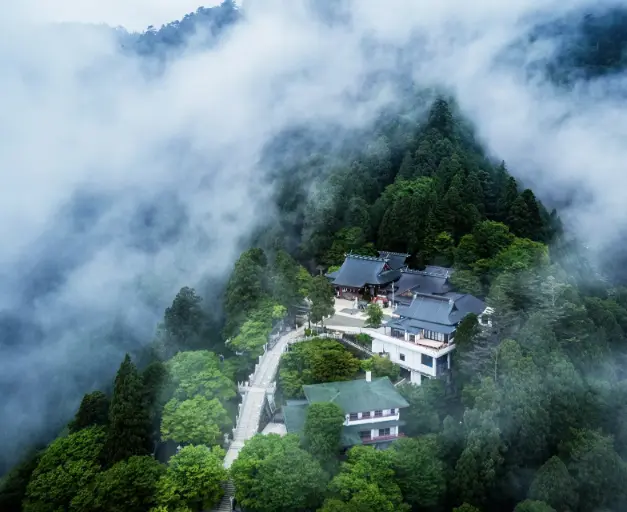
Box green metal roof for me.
[283,403,308,433]
[302,377,409,414]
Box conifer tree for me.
[521,189,545,241]
[105,354,152,466]
[528,456,578,512]
[397,151,416,180]
[68,391,110,434]
[497,176,519,221]
[508,195,533,239]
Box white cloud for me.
[2,0,627,468]
[13,0,224,31]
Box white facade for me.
[343,408,400,426]
[372,336,453,385]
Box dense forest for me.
[3,1,627,512]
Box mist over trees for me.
[3,1,627,511]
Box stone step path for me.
[211,326,304,511]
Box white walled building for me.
[283,372,409,448]
[377,291,490,384]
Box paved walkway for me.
[212,326,304,511]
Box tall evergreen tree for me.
[427,98,456,139]
[68,391,110,434]
[105,355,152,466]
[508,195,533,239]
[521,189,545,241]
[163,287,208,353]
[528,456,578,512]
[397,151,416,180]
[498,176,519,221]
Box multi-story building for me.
[282,372,409,449]
[374,291,490,385]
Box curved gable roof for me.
[330,254,400,288]
[396,292,485,326]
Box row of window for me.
[398,353,440,368]
[423,330,446,342]
[359,428,392,439]
[349,409,396,420]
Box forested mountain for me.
[526,5,627,82]
[120,0,241,58]
[3,1,627,511]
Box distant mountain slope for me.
[521,5,627,83]
[120,0,241,58]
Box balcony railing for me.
[348,411,399,422]
[362,433,406,444]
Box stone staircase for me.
[213,481,235,512]
[208,326,304,511]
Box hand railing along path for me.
[211,326,305,511]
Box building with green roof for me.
[283,373,409,448]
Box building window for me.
[423,330,445,342]
[390,409,396,415]
[421,354,433,367]
[436,355,448,374]
[349,412,358,421]
[399,353,405,361]
[359,430,371,440]
[362,411,371,418]
[374,410,383,417]
[378,428,391,437]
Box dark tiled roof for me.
[392,268,454,297]
[328,254,401,288]
[303,377,409,414]
[378,251,409,271]
[387,317,456,335]
[424,265,454,277]
[395,292,485,328]
[326,270,339,280]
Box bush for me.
[354,333,373,347]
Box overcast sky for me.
[2,0,627,470]
[13,0,224,30]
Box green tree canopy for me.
[105,354,152,466]
[397,380,446,436]
[156,445,227,511]
[279,340,360,398]
[0,451,41,512]
[323,445,409,512]
[365,303,384,328]
[166,350,235,402]
[24,427,106,512]
[513,500,556,512]
[163,287,208,352]
[560,428,627,511]
[231,434,327,512]
[528,456,578,512]
[161,396,231,446]
[391,436,446,510]
[309,275,335,325]
[224,248,269,337]
[71,456,165,512]
[68,391,109,434]
[361,355,400,381]
[303,402,345,469]
[453,504,481,512]
[453,411,505,507]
